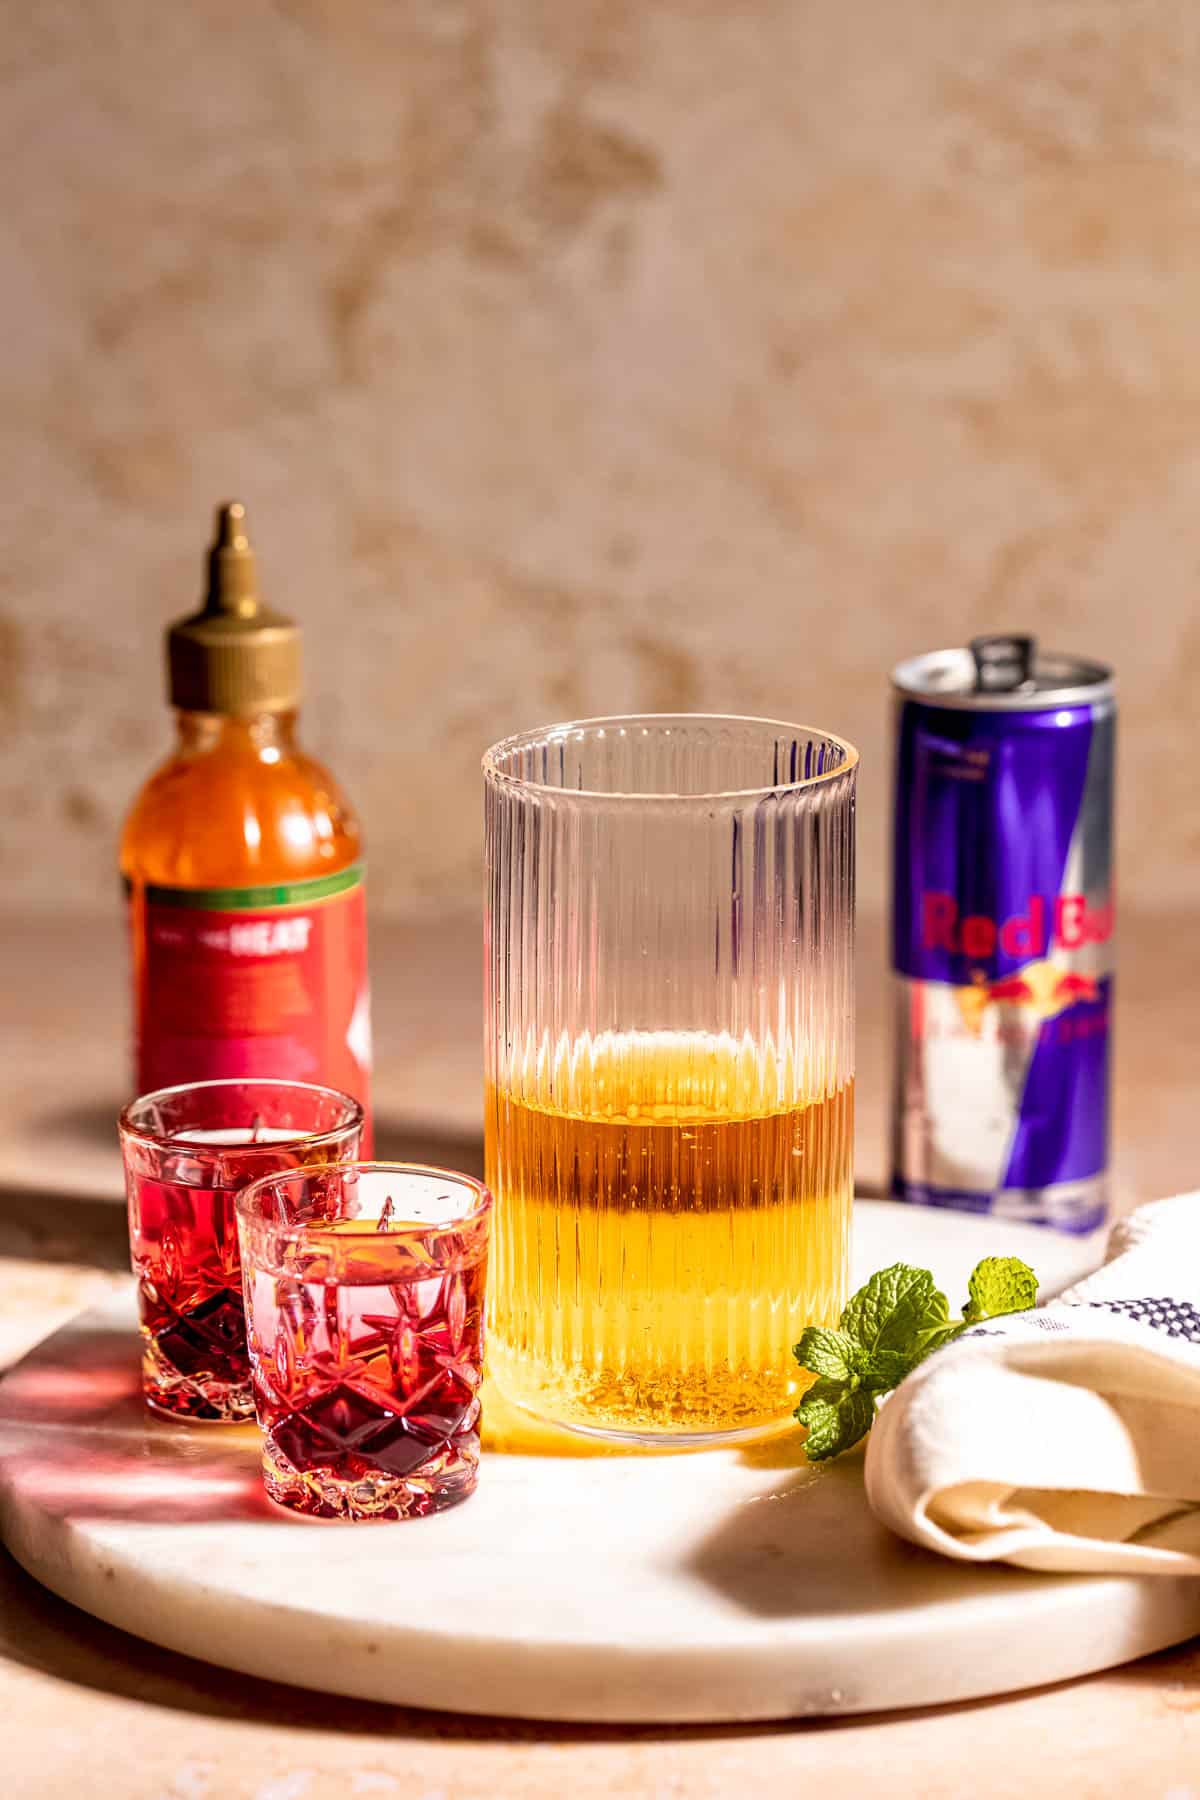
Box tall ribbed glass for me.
[483,716,857,1444]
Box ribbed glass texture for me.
[483,715,857,1443]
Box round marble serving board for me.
[5,1199,1198,1724]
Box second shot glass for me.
[236,1163,491,1521]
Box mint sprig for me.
[964,1256,1038,1323]
[794,1255,1037,1460]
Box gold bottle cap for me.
[167,502,303,714]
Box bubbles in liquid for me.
[486,1032,853,1439]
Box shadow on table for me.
[854,1178,890,1201]
[0,1182,128,1269]
[0,1111,483,1274]
[0,1545,788,1741]
[35,1098,126,1149]
[372,1115,484,1179]
[8,1113,871,1274]
[31,1100,485,1179]
[4,1544,1192,1742]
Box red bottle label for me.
[132,865,372,1139]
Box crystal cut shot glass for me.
[235,1162,491,1521]
[119,1080,364,1423]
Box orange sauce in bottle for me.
[121,504,372,1138]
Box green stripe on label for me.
[142,864,364,911]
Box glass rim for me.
[234,1158,494,1238]
[118,1077,365,1157]
[481,712,860,802]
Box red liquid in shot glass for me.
[246,1217,487,1519]
[128,1127,309,1423]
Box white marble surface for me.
[5,1201,1180,1726]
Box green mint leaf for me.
[796,1380,875,1461]
[793,1326,870,1384]
[793,1252,1039,1458]
[865,1345,928,1390]
[916,1322,966,1360]
[962,1256,1038,1324]
[839,1262,952,1360]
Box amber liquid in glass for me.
[486,1033,853,1439]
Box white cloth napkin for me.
[864,1193,1200,1574]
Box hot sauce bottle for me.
[121,502,372,1142]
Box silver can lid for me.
[892,635,1114,711]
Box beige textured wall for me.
[3,2,1198,917]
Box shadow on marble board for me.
[679,1449,1112,1628]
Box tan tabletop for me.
[2,909,1199,1798]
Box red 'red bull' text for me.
[921,893,1113,957]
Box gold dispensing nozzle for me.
[167,501,302,714]
[217,499,249,547]
[205,501,261,619]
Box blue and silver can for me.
[891,636,1115,1234]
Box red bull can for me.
[891,636,1115,1233]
